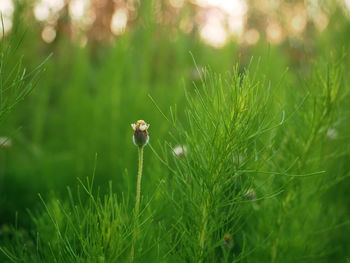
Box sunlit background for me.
[1,0,349,47]
[0,1,350,261]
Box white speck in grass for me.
[0,137,12,148]
[173,145,187,158]
[233,154,245,165]
[326,128,338,140]
[245,188,256,200]
[190,66,204,81]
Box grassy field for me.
[0,1,350,262]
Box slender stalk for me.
[199,197,209,262]
[199,165,220,261]
[130,146,144,262]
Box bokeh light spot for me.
[244,28,260,45]
[33,0,65,22]
[291,14,307,33]
[0,0,14,16]
[69,0,90,21]
[0,0,14,34]
[34,3,50,21]
[200,12,228,48]
[345,0,350,10]
[41,26,56,43]
[266,22,284,44]
[170,0,185,9]
[111,8,128,36]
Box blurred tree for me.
[87,0,115,43]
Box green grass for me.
[1,1,350,262]
[1,56,349,262]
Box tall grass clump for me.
[260,57,349,262]
[156,62,284,262]
[0,19,49,227]
[0,22,49,123]
[0,180,132,262]
[155,55,349,262]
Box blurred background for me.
[0,0,350,235]
[1,0,348,47]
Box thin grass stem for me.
[130,146,144,262]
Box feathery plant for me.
[154,56,347,262]
[156,63,283,262]
[0,17,50,124]
[261,56,346,262]
[0,180,132,262]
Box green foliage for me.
[159,64,278,261]
[1,2,350,263]
[1,55,350,262]
[1,181,132,262]
[0,18,49,123]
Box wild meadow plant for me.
[243,57,347,262]
[130,120,150,261]
[0,20,51,261]
[0,23,50,124]
[154,64,281,262]
[0,56,349,262]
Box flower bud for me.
[223,233,233,249]
[131,120,150,147]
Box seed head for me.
[223,233,233,249]
[131,120,150,147]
